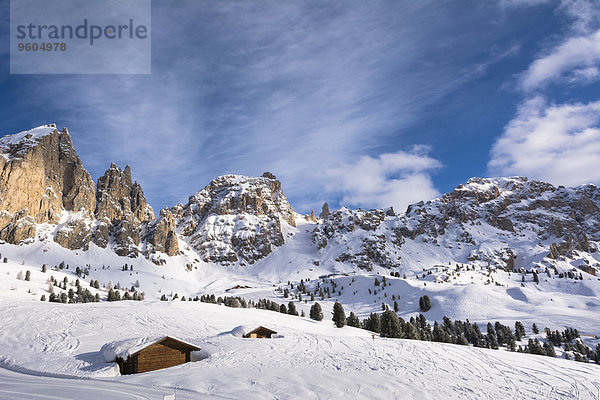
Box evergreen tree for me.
[346,311,360,328]
[456,335,469,346]
[543,342,556,357]
[532,323,539,334]
[528,338,546,355]
[280,303,287,314]
[404,320,419,340]
[419,295,432,312]
[288,301,298,316]
[394,300,399,312]
[25,270,31,281]
[380,310,402,338]
[515,321,525,340]
[363,313,381,333]
[41,264,47,273]
[432,322,451,343]
[487,333,499,349]
[40,294,46,301]
[332,302,346,328]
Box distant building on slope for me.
[243,326,277,339]
[102,336,201,375]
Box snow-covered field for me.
[1,217,600,399]
[1,297,600,400]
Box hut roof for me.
[247,326,277,335]
[101,336,200,362]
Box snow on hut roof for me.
[101,336,200,362]
[220,325,255,338]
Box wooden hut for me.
[107,336,200,375]
[243,326,277,338]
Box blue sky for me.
[1,0,600,214]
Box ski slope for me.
[1,297,599,400]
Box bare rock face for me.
[320,202,330,219]
[92,217,111,248]
[0,125,95,245]
[0,211,37,244]
[175,174,296,264]
[54,214,93,250]
[144,207,179,256]
[312,207,398,270]
[113,214,141,257]
[95,163,153,222]
[312,176,600,272]
[93,164,154,257]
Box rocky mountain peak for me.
[312,176,600,272]
[184,174,295,227]
[92,164,155,257]
[0,124,95,244]
[95,163,154,223]
[175,174,296,264]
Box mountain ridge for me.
[1,124,599,284]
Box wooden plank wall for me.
[136,343,187,373]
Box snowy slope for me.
[2,126,600,398]
[1,297,599,400]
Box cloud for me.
[468,42,521,79]
[6,1,480,212]
[498,0,552,9]
[325,146,441,212]
[520,29,600,91]
[517,0,600,91]
[488,96,600,186]
[557,0,600,35]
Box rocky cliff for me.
[173,173,296,264]
[312,177,600,275]
[0,125,179,259]
[2,124,599,279]
[92,163,154,257]
[0,124,95,245]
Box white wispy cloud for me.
[13,1,478,212]
[488,96,600,186]
[326,146,441,213]
[7,1,564,212]
[516,0,600,91]
[520,29,600,91]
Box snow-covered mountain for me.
[173,173,296,265]
[2,124,600,285]
[313,176,600,279]
[1,125,600,399]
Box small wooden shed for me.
[105,336,200,375]
[243,326,277,338]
